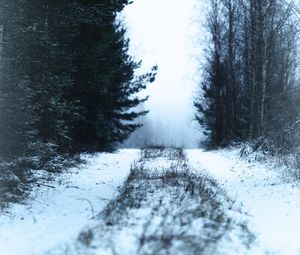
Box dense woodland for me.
[0,0,156,162]
[195,0,300,151]
[1,0,299,165]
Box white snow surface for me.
[0,149,140,255]
[46,148,241,255]
[2,148,300,255]
[187,148,300,255]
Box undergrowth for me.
[0,154,83,209]
[238,139,300,180]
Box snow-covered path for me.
[0,149,139,255]
[2,148,300,255]
[187,149,300,255]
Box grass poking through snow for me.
[48,147,255,255]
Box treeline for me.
[195,0,300,150]
[0,0,156,161]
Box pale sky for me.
[122,0,207,147]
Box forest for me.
[0,0,156,165]
[0,0,299,164]
[2,1,300,254]
[195,0,300,151]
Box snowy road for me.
[187,149,300,255]
[0,149,139,255]
[1,148,300,254]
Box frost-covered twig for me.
[77,198,95,219]
[35,182,55,189]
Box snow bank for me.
[187,148,300,255]
[0,149,139,255]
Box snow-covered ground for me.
[2,147,300,255]
[187,149,300,255]
[46,147,249,255]
[0,149,139,255]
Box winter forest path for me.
[1,148,300,254]
[42,147,254,255]
[187,149,300,255]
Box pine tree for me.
[0,0,36,159]
[70,0,157,152]
[0,0,156,160]
[194,0,226,147]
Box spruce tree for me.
[70,0,157,152]
[0,0,156,160]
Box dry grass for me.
[70,146,255,255]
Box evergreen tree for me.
[70,0,157,152]
[195,0,228,147]
[0,0,156,161]
[0,0,36,159]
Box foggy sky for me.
[122,0,207,148]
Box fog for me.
[122,0,207,148]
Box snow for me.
[45,147,243,255]
[187,148,300,255]
[0,149,140,255]
[43,147,257,255]
[2,147,300,254]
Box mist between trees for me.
[0,0,157,164]
[194,0,300,151]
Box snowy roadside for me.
[187,148,300,255]
[3,146,299,255]
[46,147,253,255]
[0,149,140,255]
